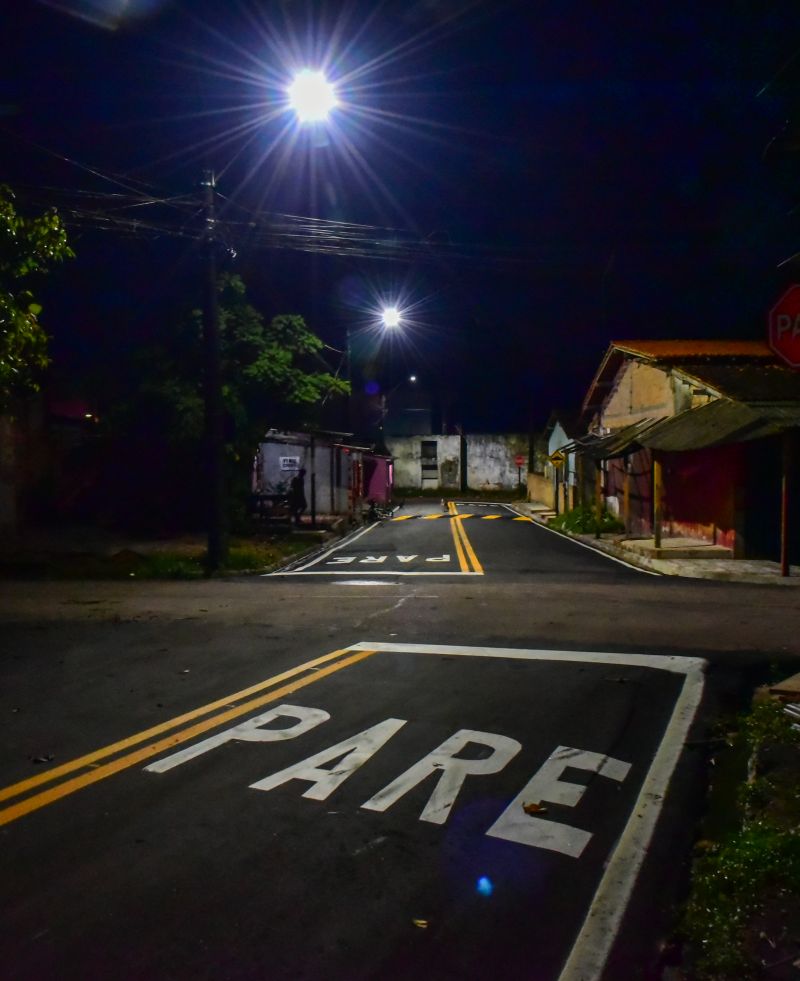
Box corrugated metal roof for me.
[674,362,800,403]
[612,340,773,362]
[637,400,800,453]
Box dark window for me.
[421,440,438,472]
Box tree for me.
[105,273,349,531]
[0,186,74,410]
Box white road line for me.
[267,522,378,575]
[277,570,482,576]
[350,641,705,981]
[499,503,661,576]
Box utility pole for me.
[201,169,227,571]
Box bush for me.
[549,505,624,535]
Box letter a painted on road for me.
[250,718,406,800]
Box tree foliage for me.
[0,186,74,410]
[105,273,349,531]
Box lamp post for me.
[201,69,338,572]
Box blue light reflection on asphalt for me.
[476,876,493,897]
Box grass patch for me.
[681,699,800,978]
[548,505,624,535]
[0,534,316,580]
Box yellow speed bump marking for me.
[421,514,447,520]
[513,516,534,522]
[390,515,414,521]
[481,515,503,520]
[0,648,375,827]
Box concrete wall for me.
[387,435,461,490]
[465,434,528,490]
[601,361,675,430]
[387,433,528,491]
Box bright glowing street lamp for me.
[287,69,338,122]
[381,306,402,329]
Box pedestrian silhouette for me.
[288,469,307,526]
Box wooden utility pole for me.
[201,170,227,571]
[781,430,792,577]
[595,461,602,538]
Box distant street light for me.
[381,306,402,328]
[287,69,338,122]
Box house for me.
[527,411,581,513]
[253,431,392,521]
[576,340,800,563]
[385,433,530,493]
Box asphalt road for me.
[2,501,799,980]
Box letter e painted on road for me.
[362,729,521,824]
[486,745,631,858]
[145,704,331,774]
[250,718,406,801]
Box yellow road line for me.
[0,648,375,828]
[449,502,484,575]
[0,646,359,806]
[448,501,470,572]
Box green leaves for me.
[0,185,74,410]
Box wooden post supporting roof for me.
[653,453,663,550]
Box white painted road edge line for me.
[500,503,662,576]
[351,641,706,981]
[267,522,378,575]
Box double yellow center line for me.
[0,646,375,828]
[447,501,484,574]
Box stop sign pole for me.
[768,286,800,575]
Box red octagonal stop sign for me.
[769,285,800,368]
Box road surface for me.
[2,501,798,980]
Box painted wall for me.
[387,435,461,490]
[601,361,675,430]
[387,434,528,490]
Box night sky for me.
[4,0,800,431]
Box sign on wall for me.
[280,456,301,471]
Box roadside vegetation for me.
[0,533,314,580]
[680,697,800,979]
[548,504,624,535]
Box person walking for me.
[288,468,307,526]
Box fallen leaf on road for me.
[32,755,54,764]
[523,801,547,815]
[412,919,429,929]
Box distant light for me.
[476,876,493,897]
[409,375,417,383]
[288,70,338,122]
[382,306,401,328]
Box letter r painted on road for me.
[361,729,521,824]
[485,745,631,858]
[144,704,331,774]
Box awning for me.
[562,418,663,460]
[637,400,800,452]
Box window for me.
[421,440,438,472]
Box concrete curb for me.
[510,502,800,585]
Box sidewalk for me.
[514,502,800,585]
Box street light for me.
[381,306,402,329]
[201,68,338,571]
[287,69,338,122]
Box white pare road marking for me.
[326,554,451,565]
[362,728,521,824]
[486,745,631,857]
[145,704,330,773]
[250,718,406,800]
[148,703,628,855]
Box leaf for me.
[523,801,548,815]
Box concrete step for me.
[620,537,733,560]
